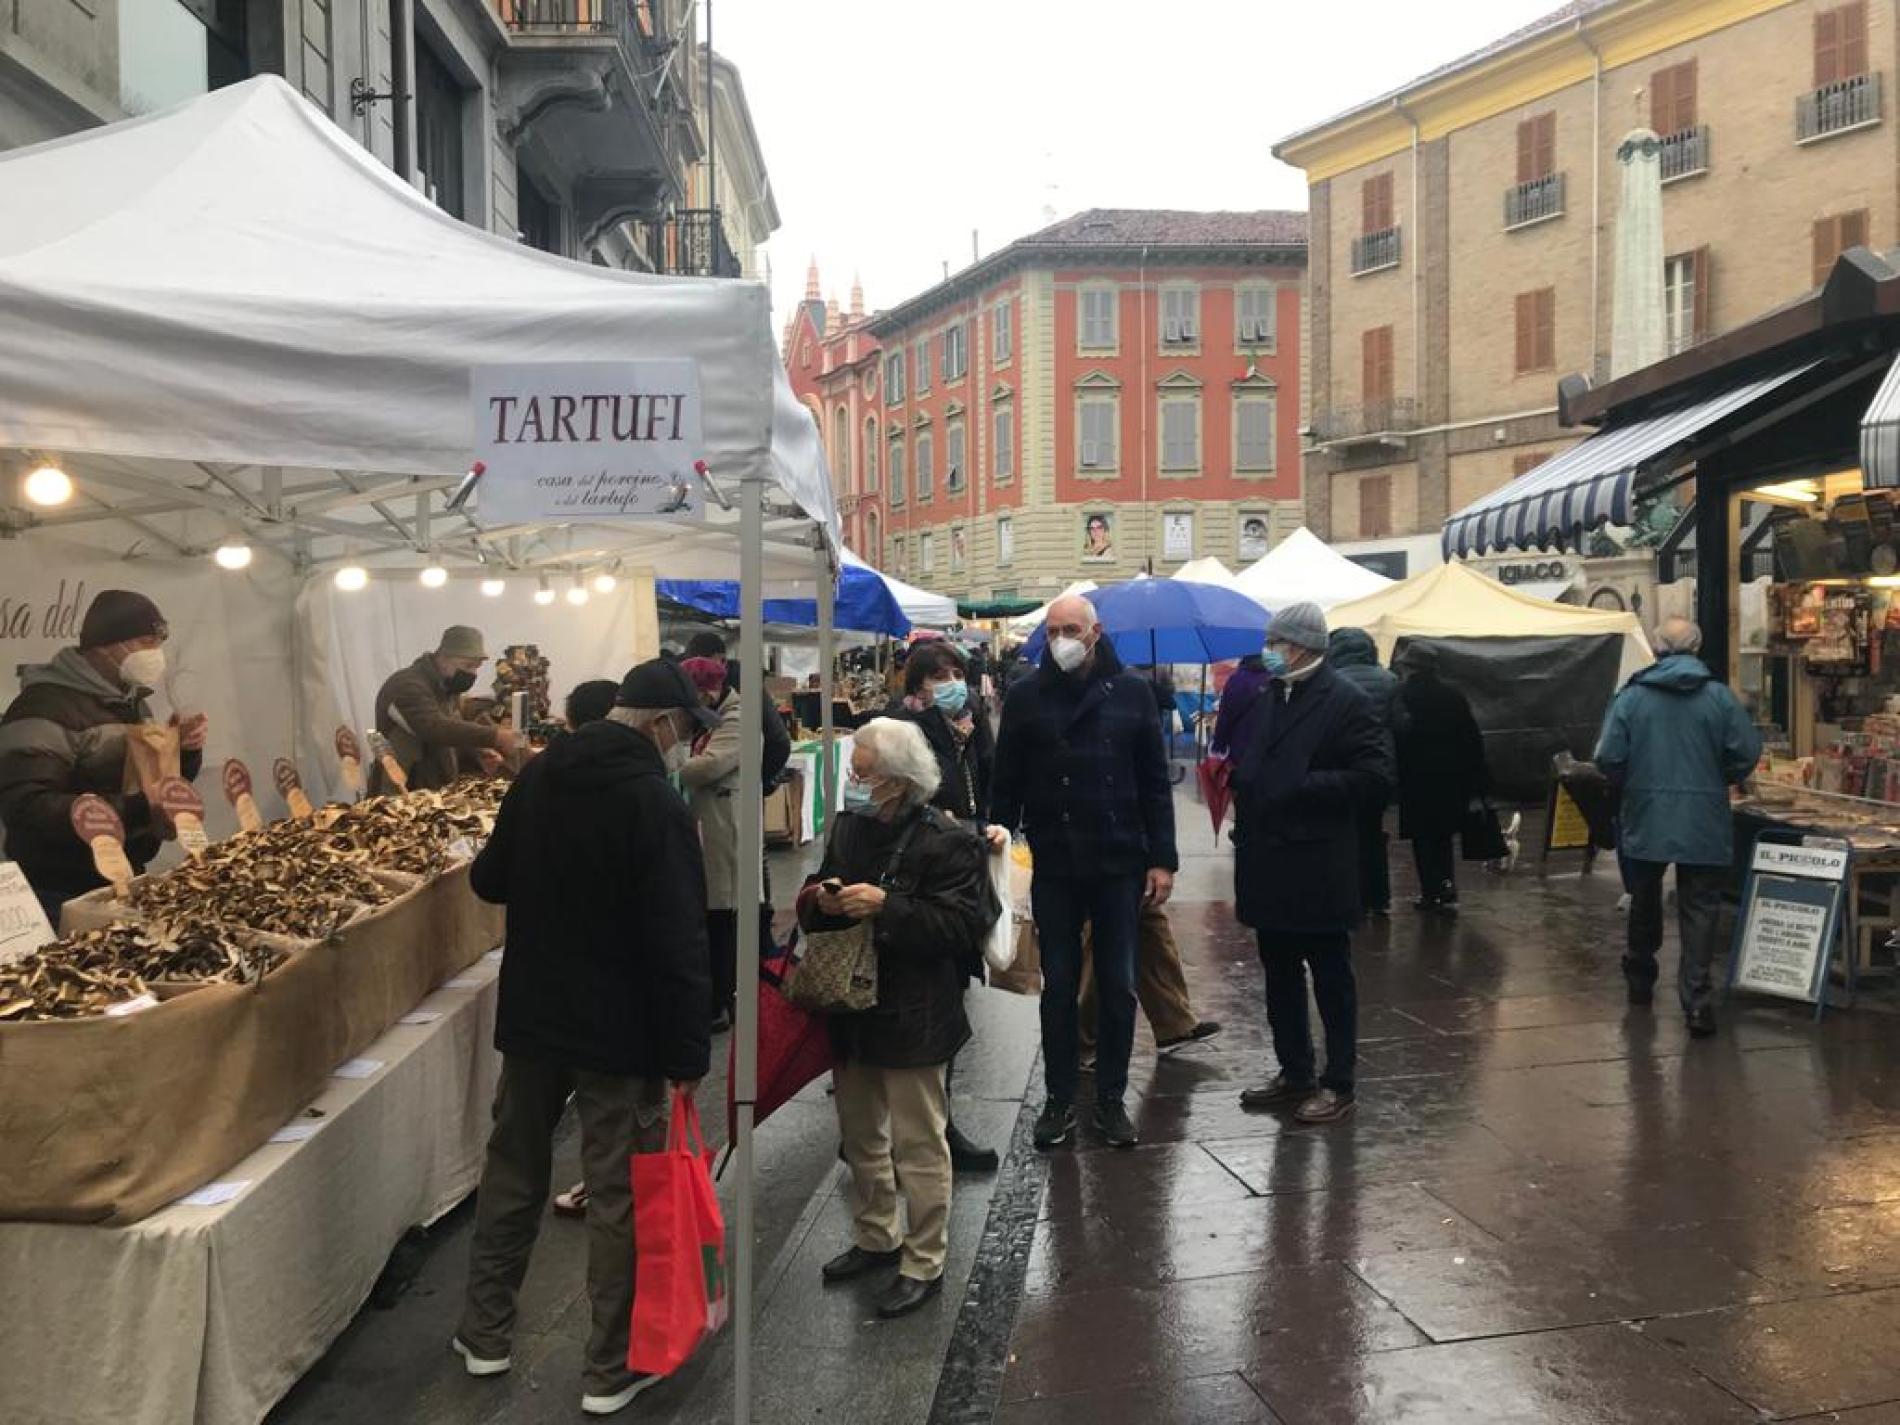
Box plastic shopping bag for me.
[982,839,1017,973]
[628,1090,729,1376]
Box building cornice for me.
[1274,0,1792,183]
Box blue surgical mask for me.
[931,679,970,716]
[842,778,877,812]
[1261,647,1290,678]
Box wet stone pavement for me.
[270,796,1900,1424]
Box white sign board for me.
[1732,841,1848,1003]
[472,361,705,523]
[0,861,55,965]
[1163,512,1195,563]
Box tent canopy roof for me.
[1327,561,1654,679]
[0,76,837,581]
[1235,527,1393,610]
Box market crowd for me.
[0,588,1758,1416]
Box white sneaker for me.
[450,1336,511,1377]
[582,1373,660,1415]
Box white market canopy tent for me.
[1236,527,1394,611]
[1006,579,1101,637]
[0,74,839,584]
[1327,560,1654,681]
[1170,556,1256,599]
[846,550,959,628]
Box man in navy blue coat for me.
[991,594,1178,1151]
[1232,602,1393,1126]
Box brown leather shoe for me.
[1294,1088,1356,1125]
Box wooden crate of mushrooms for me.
[0,780,506,1224]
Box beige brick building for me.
[1276,0,1898,576]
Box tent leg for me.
[818,566,836,834]
[733,472,766,1425]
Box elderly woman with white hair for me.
[797,716,996,1319]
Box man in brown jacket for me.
[371,626,515,792]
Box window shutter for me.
[1515,292,1534,373]
[1238,399,1273,469]
[1536,115,1554,181]
[1844,1,1869,78]
[1816,6,1841,86]
[1362,174,1392,233]
[1516,120,1534,185]
[1691,246,1711,342]
[1844,208,1869,253]
[1359,476,1392,538]
[1650,66,1673,136]
[1678,61,1698,130]
[1537,288,1555,369]
[1814,218,1835,288]
[891,443,905,505]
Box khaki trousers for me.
[832,1060,951,1282]
[1078,902,1199,1049]
[458,1057,669,1396]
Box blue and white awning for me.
[1443,362,1821,558]
[1860,352,1900,489]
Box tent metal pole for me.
[818,562,836,833]
[732,468,765,1425]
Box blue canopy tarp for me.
[659,558,910,637]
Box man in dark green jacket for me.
[1595,617,1761,1037]
[370,626,515,792]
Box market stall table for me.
[0,953,503,1425]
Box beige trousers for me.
[832,1060,952,1282]
[1078,902,1200,1049]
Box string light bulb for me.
[533,575,555,606]
[592,572,618,594]
[566,585,590,607]
[480,578,506,598]
[213,543,253,571]
[334,565,369,592]
[23,463,73,507]
[419,563,449,589]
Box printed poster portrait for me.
[1082,512,1114,562]
[951,527,967,571]
[1238,515,1270,563]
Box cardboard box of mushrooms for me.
[0,780,505,1225]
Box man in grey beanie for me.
[1229,601,1393,1126]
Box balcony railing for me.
[1312,398,1419,443]
[1659,124,1709,182]
[1798,72,1882,142]
[1504,173,1564,230]
[1350,225,1402,276]
[656,208,741,278]
[496,0,655,76]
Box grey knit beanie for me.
[1269,601,1329,653]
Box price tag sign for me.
[71,794,133,898]
[0,861,56,965]
[156,776,209,858]
[335,727,363,793]
[273,758,315,820]
[365,729,408,793]
[223,759,264,834]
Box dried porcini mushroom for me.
[0,922,283,1021]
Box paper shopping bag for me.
[629,1090,729,1376]
[988,920,1042,995]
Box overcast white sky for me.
[711,0,1565,329]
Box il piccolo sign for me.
[470,361,704,523]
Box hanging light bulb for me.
[565,585,590,607]
[419,563,449,589]
[533,575,555,606]
[213,543,253,571]
[334,565,369,592]
[592,571,618,595]
[480,578,507,598]
[22,463,73,507]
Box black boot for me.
[945,1119,999,1173]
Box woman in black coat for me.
[798,717,995,1318]
[1393,662,1488,912]
[883,639,1006,1171]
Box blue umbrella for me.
[1020,578,1271,666]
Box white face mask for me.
[1049,636,1089,674]
[118,647,166,690]
[659,717,692,775]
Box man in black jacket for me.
[1327,627,1400,916]
[991,594,1177,1151]
[1234,603,1393,1127]
[453,658,716,1418]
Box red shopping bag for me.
[628,1090,729,1376]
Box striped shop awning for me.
[1860,352,1900,489]
[1442,361,1822,559]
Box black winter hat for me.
[79,590,167,649]
[615,658,720,729]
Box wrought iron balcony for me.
[1350,225,1402,276]
[1504,173,1564,230]
[1798,72,1882,142]
[1311,398,1419,443]
[1659,124,1709,182]
[656,208,741,278]
[496,0,655,68]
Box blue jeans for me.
[1033,873,1144,1105]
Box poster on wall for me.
[1082,512,1115,562]
[1731,840,1848,1009]
[1163,513,1195,563]
[1238,514,1271,564]
[472,361,705,523]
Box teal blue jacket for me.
[1594,654,1761,867]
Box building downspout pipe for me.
[1577,19,1604,374]
[1393,98,1421,417]
[1138,244,1151,573]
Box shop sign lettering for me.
[0,578,87,641]
[1494,561,1574,586]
